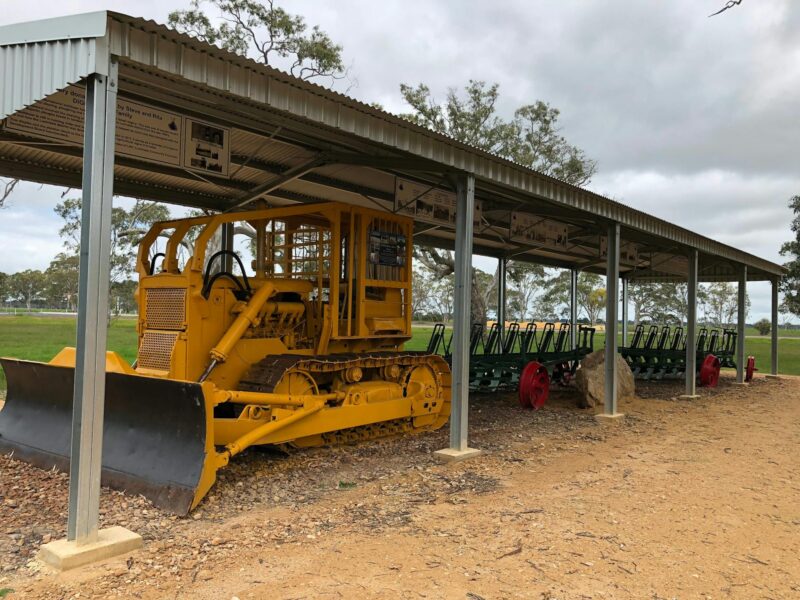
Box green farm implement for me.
[619,324,754,386]
[427,322,596,408]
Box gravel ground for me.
[0,385,595,573]
[1,373,797,598]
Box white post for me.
[67,64,118,543]
[771,277,779,376]
[736,265,747,384]
[435,174,481,461]
[600,222,622,420]
[683,249,698,398]
[621,277,629,346]
[570,269,578,350]
[497,257,507,348]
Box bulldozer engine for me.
[0,202,451,514]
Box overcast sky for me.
[0,0,796,321]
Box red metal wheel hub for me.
[519,361,550,410]
[745,355,757,382]
[699,354,721,388]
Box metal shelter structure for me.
[0,11,786,544]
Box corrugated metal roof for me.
[0,39,102,120]
[0,10,786,281]
[0,11,109,119]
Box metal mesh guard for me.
[138,331,178,371]
[145,288,186,330]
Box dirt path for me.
[2,374,799,599]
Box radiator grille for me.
[145,288,186,330]
[138,331,178,371]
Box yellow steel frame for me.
[136,201,413,346]
[127,201,440,508]
[6,200,448,513]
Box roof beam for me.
[226,155,328,211]
[230,155,395,202]
[325,152,455,172]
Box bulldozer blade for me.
[0,358,211,515]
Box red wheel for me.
[519,361,550,410]
[745,356,757,382]
[699,354,721,388]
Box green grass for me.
[0,307,73,314]
[0,316,138,391]
[745,326,800,337]
[0,318,796,392]
[739,337,796,374]
[406,325,437,351]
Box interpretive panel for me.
[394,177,482,227]
[4,86,230,177]
[510,212,568,250]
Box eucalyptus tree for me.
[403,80,596,324]
[779,195,800,318]
[538,270,606,325]
[168,0,345,83]
[55,198,170,288]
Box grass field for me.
[0,317,795,391]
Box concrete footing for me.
[595,413,625,424]
[39,526,142,571]
[766,374,781,380]
[732,382,748,386]
[679,394,700,400]
[433,447,483,463]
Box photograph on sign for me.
[183,120,230,177]
[599,237,640,265]
[510,212,568,249]
[3,86,183,168]
[393,179,419,218]
[394,177,482,227]
[622,243,639,264]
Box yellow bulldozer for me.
[0,202,451,513]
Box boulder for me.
[574,350,635,409]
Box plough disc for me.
[699,354,721,388]
[519,361,549,410]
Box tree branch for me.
[709,0,743,17]
[0,178,19,208]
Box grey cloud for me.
[297,0,799,178]
[0,0,794,321]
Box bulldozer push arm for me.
[0,202,451,514]
[198,281,277,382]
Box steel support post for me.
[448,174,475,451]
[497,258,507,347]
[67,63,118,544]
[736,265,747,383]
[570,269,578,350]
[771,277,779,376]
[221,222,234,272]
[604,223,621,416]
[684,249,698,397]
[621,277,629,347]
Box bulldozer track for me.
[238,352,451,445]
